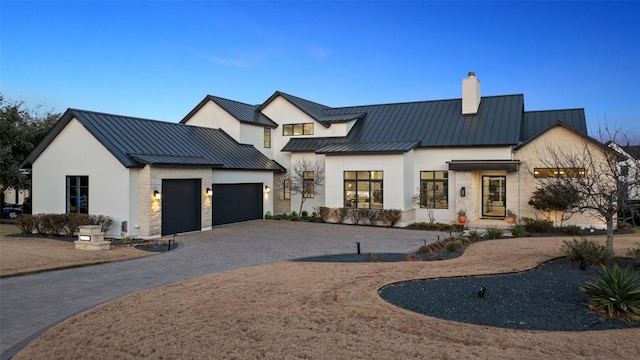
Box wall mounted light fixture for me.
[154,190,162,200]
[264,185,271,193]
[460,187,466,197]
[206,187,213,196]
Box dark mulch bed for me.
[379,257,640,331]
[5,233,178,252]
[295,249,463,263]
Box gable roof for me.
[521,109,587,142]
[22,109,285,172]
[180,95,278,128]
[513,121,601,151]
[621,145,640,160]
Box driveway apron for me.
[0,221,447,359]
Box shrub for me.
[618,222,633,231]
[381,209,402,227]
[290,216,301,221]
[334,208,348,224]
[560,225,582,236]
[16,214,36,234]
[64,214,92,236]
[89,215,114,233]
[445,241,459,253]
[510,224,526,238]
[316,206,333,223]
[417,245,432,254]
[404,253,423,261]
[627,243,640,267]
[561,238,612,266]
[291,211,298,217]
[467,229,481,242]
[39,214,66,235]
[364,209,381,226]
[581,263,640,321]
[485,227,504,239]
[307,217,317,223]
[301,210,308,218]
[349,208,367,225]
[520,217,555,233]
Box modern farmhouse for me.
[21,73,608,238]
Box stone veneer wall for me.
[137,166,213,239]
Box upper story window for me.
[66,175,89,214]
[283,123,313,136]
[533,168,586,178]
[420,171,448,209]
[264,128,271,148]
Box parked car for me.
[2,205,24,219]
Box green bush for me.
[560,225,582,236]
[485,227,504,239]
[510,224,526,238]
[581,263,640,320]
[561,238,612,266]
[467,229,481,242]
[520,217,555,233]
[444,241,459,253]
[627,243,640,267]
[301,210,308,218]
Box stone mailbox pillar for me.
[75,225,110,250]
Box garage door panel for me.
[162,179,201,236]
[212,183,262,226]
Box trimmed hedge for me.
[16,213,114,236]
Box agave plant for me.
[581,263,640,321]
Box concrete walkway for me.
[0,221,448,359]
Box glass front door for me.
[482,176,506,218]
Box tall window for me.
[264,128,271,148]
[66,175,89,214]
[303,171,314,198]
[533,168,585,178]
[344,171,383,209]
[283,179,291,200]
[283,123,313,136]
[420,171,448,209]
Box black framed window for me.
[533,168,585,178]
[420,171,448,209]
[344,171,383,209]
[66,175,89,214]
[264,128,271,148]
[283,179,291,200]
[283,123,313,136]
[303,171,314,198]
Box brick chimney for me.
[462,71,481,115]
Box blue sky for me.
[2,1,639,141]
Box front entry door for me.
[482,176,506,218]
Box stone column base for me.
[74,240,111,251]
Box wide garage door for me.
[162,179,201,236]
[212,183,263,226]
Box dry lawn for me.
[14,233,640,360]
[0,224,154,277]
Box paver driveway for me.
[0,220,446,359]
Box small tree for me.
[411,186,447,223]
[528,183,580,227]
[283,158,325,215]
[532,126,639,252]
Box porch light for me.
[460,187,466,197]
[206,187,213,196]
[153,190,162,200]
[264,185,271,193]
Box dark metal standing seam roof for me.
[621,145,640,159]
[180,95,278,128]
[288,95,525,152]
[316,141,420,155]
[521,109,587,142]
[21,109,285,172]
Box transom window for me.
[303,171,314,198]
[344,171,383,209]
[283,123,313,136]
[66,175,89,214]
[420,171,448,209]
[533,168,586,178]
[264,128,271,148]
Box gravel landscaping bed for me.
[379,257,640,332]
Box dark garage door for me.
[162,179,201,236]
[212,183,263,226]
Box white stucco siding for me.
[324,153,406,210]
[212,170,274,216]
[239,124,273,158]
[183,100,241,141]
[287,153,325,214]
[31,118,130,237]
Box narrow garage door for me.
[212,183,263,226]
[162,179,201,236]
